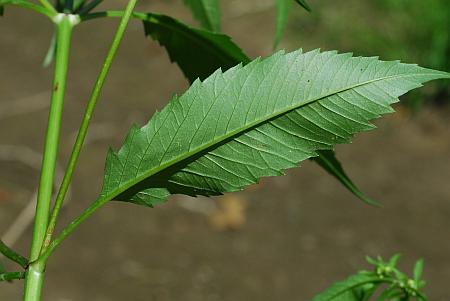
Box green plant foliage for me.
[294,0,311,11]
[0,5,4,16]
[413,259,424,283]
[311,273,380,301]
[183,0,220,32]
[142,13,249,83]
[100,49,448,207]
[274,0,292,49]
[142,13,378,206]
[312,255,428,301]
[311,150,380,206]
[76,0,102,14]
[274,0,311,48]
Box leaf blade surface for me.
[101,49,449,206]
[311,273,380,301]
[142,13,249,83]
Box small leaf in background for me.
[366,256,378,266]
[76,0,103,15]
[142,13,249,83]
[314,255,429,301]
[183,0,221,32]
[388,253,402,268]
[414,258,424,282]
[274,0,292,49]
[352,283,378,301]
[0,5,4,16]
[294,0,311,11]
[73,0,86,11]
[311,150,380,207]
[43,34,56,67]
[100,49,448,207]
[375,288,404,301]
[311,273,379,301]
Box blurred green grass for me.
[288,0,449,111]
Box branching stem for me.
[41,0,139,255]
[0,0,57,19]
[37,0,56,13]
[0,239,28,269]
[23,14,74,301]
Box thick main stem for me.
[23,15,75,301]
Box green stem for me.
[0,239,28,269]
[81,10,148,22]
[41,0,139,255]
[1,271,26,281]
[0,0,57,19]
[23,14,76,301]
[37,0,56,13]
[40,195,109,263]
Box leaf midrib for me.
[103,72,431,202]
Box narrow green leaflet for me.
[294,0,311,11]
[142,13,249,83]
[183,0,220,32]
[274,0,292,49]
[0,5,4,16]
[414,259,424,282]
[311,150,380,206]
[311,273,380,301]
[43,34,56,67]
[100,49,448,207]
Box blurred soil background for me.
[1,0,449,300]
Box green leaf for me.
[388,253,402,268]
[413,258,424,282]
[73,0,85,11]
[183,0,220,32]
[43,34,56,67]
[311,150,380,206]
[352,283,379,301]
[330,283,378,301]
[375,288,403,301]
[311,272,381,301]
[142,13,249,83]
[100,49,449,207]
[0,5,4,16]
[294,0,311,11]
[141,15,379,207]
[274,0,292,49]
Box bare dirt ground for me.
[1,1,450,300]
